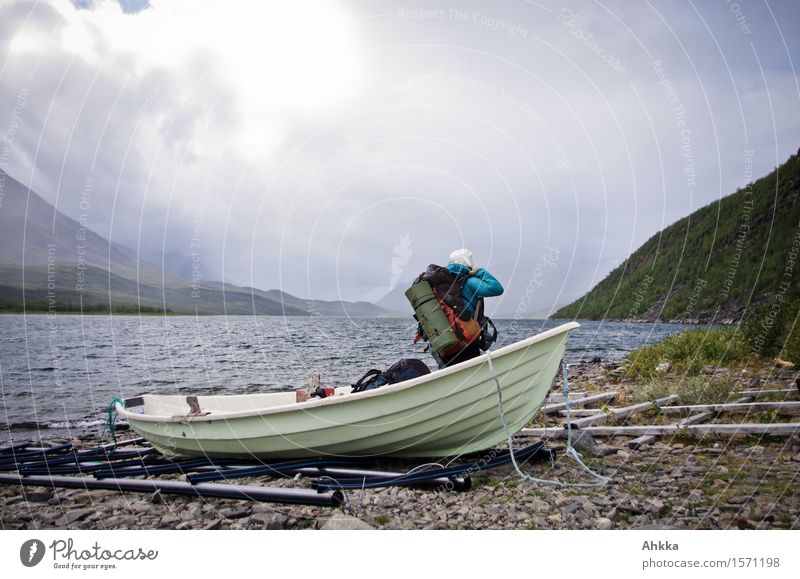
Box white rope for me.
[485,351,611,488]
[405,462,446,475]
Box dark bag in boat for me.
[478,316,498,351]
[384,358,432,383]
[472,299,498,352]
[351,359,432,393]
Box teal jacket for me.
[447,263,504,318]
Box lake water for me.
[0,315,692,441]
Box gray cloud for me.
[0,0,798,317]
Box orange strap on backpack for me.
[438,299,482,344]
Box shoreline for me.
[2,360,798,530]
[0,311,715,322]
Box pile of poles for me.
[0,437,552,508]
[521,386,800,448]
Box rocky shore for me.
[2,361,798,531]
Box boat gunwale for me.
[117,321,579,423]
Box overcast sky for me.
[0,0,798,316]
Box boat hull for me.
[118,322,579,458]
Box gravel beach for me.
[2,361,798,531]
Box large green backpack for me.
[405,264,479,357]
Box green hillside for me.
[554,151,800,323]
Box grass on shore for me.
[624,294,799,382]
[630,375,741,406]
[622,316,798,409]
[625,327,750,381]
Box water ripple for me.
[0,315,690,438]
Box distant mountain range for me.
[375,281,413,315]
[0,168,390,316]
[553,150,800,323]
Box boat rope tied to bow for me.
[101,397,126,449]
[485,352,611,488]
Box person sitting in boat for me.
[439,248,504,367]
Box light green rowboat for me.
[116,322,579,459]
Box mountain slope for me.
[375,282,414,315]
[0,169,390,316]
[0,168,173,284]
[256,289,389,317]
[553,150,800,323]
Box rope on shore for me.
[101,397,126,449]
[486,353,611,488]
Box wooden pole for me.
[659,401,800,414]
[567,395,678,428]
[547,392,589,402]
[521,422,800,438]
[627,395,754,449]
[627,412,713,449]
[557,409,605,417]
[738,388,797,397]
[542,391,618,414]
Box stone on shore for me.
[320,513,374,530]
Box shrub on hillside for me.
[741,294,800,365]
